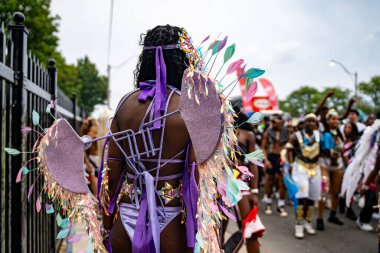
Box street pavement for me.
[225,203,378,253]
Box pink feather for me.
[21,127,32,135]
[28,184,34,201]
[226,59,244,74]
[36,196,41,213]
[16,167,23,183]
[246,81,258,102]
[32,139,39,152]
[237,166,254,177]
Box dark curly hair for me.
[133,25,188,90]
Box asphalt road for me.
[226,203,378,253]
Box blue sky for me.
[51,0,380,111]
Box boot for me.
[346,207,357,220]
[338,197,345,214]
[316,218,324,231]
[328,211,344,225]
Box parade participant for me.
[366,114,376,127]
[98,26,266,252]
[317,109,345,230]
[345,109,366,134]
[232,107,262,253]
[339,121,360,220]
[286,113,321,239]
[5,25,266,253]
[315,90,355,132]
[360,149,380,252]
[80,117,100,195]
[262,114,288,217]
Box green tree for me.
[0,0,60,64]
[77,56,108,113]
[280,86,322,117]
[1,1,108,113]
[359,76,380,110]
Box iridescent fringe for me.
[195,96,244,253]
[38,144,106,252]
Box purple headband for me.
[138,45,178,129]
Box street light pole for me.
[106,0,115,107]
[354,71,358,98]
[329,59,358,97]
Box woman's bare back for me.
[110,88,193,253]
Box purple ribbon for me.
[132,171,160,253]
[182,161,198,248]
[138,46,170,130]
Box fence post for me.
[7,12,29,253]
[48,58,57,116]
[71,93,77,131]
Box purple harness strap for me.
[181,144,198,248]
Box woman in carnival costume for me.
[342,119,380,252]
[6,25,265,253]
[286,113,321,239]
[97,26,266,252]
[226,106,264,253]
[317,109,345,230]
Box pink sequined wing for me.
[43,119,88,193]
[179,68,223,164]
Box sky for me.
[50,0,380,113]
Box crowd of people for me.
[232,90,380,252]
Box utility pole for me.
[106,0,115,107]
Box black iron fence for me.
[0,12,86,253]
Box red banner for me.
[236,68,279,113]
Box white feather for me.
[341,120,380,207]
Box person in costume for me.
[315,90,355,132]
[286,113,321,239]
[100,25,197,253]
[317,109,345,230]
[232,106,262,253]
[261,114,288,217]
[339,121,360,220]
[80,117,100,195]
[97,25,265,253]
[6,25,265,253]
[360,149,380,253]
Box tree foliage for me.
[77,56,108,113]
[0,0,107,113]
[280,86,322,116]
[280,84,379,117]
[359,76,380,111]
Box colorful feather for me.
[245,81,258,101]
[247,112,264,125]
[242,68,265,79]
[226,59,244,74]
[223,43,235,64]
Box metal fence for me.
[0,12,86,253]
